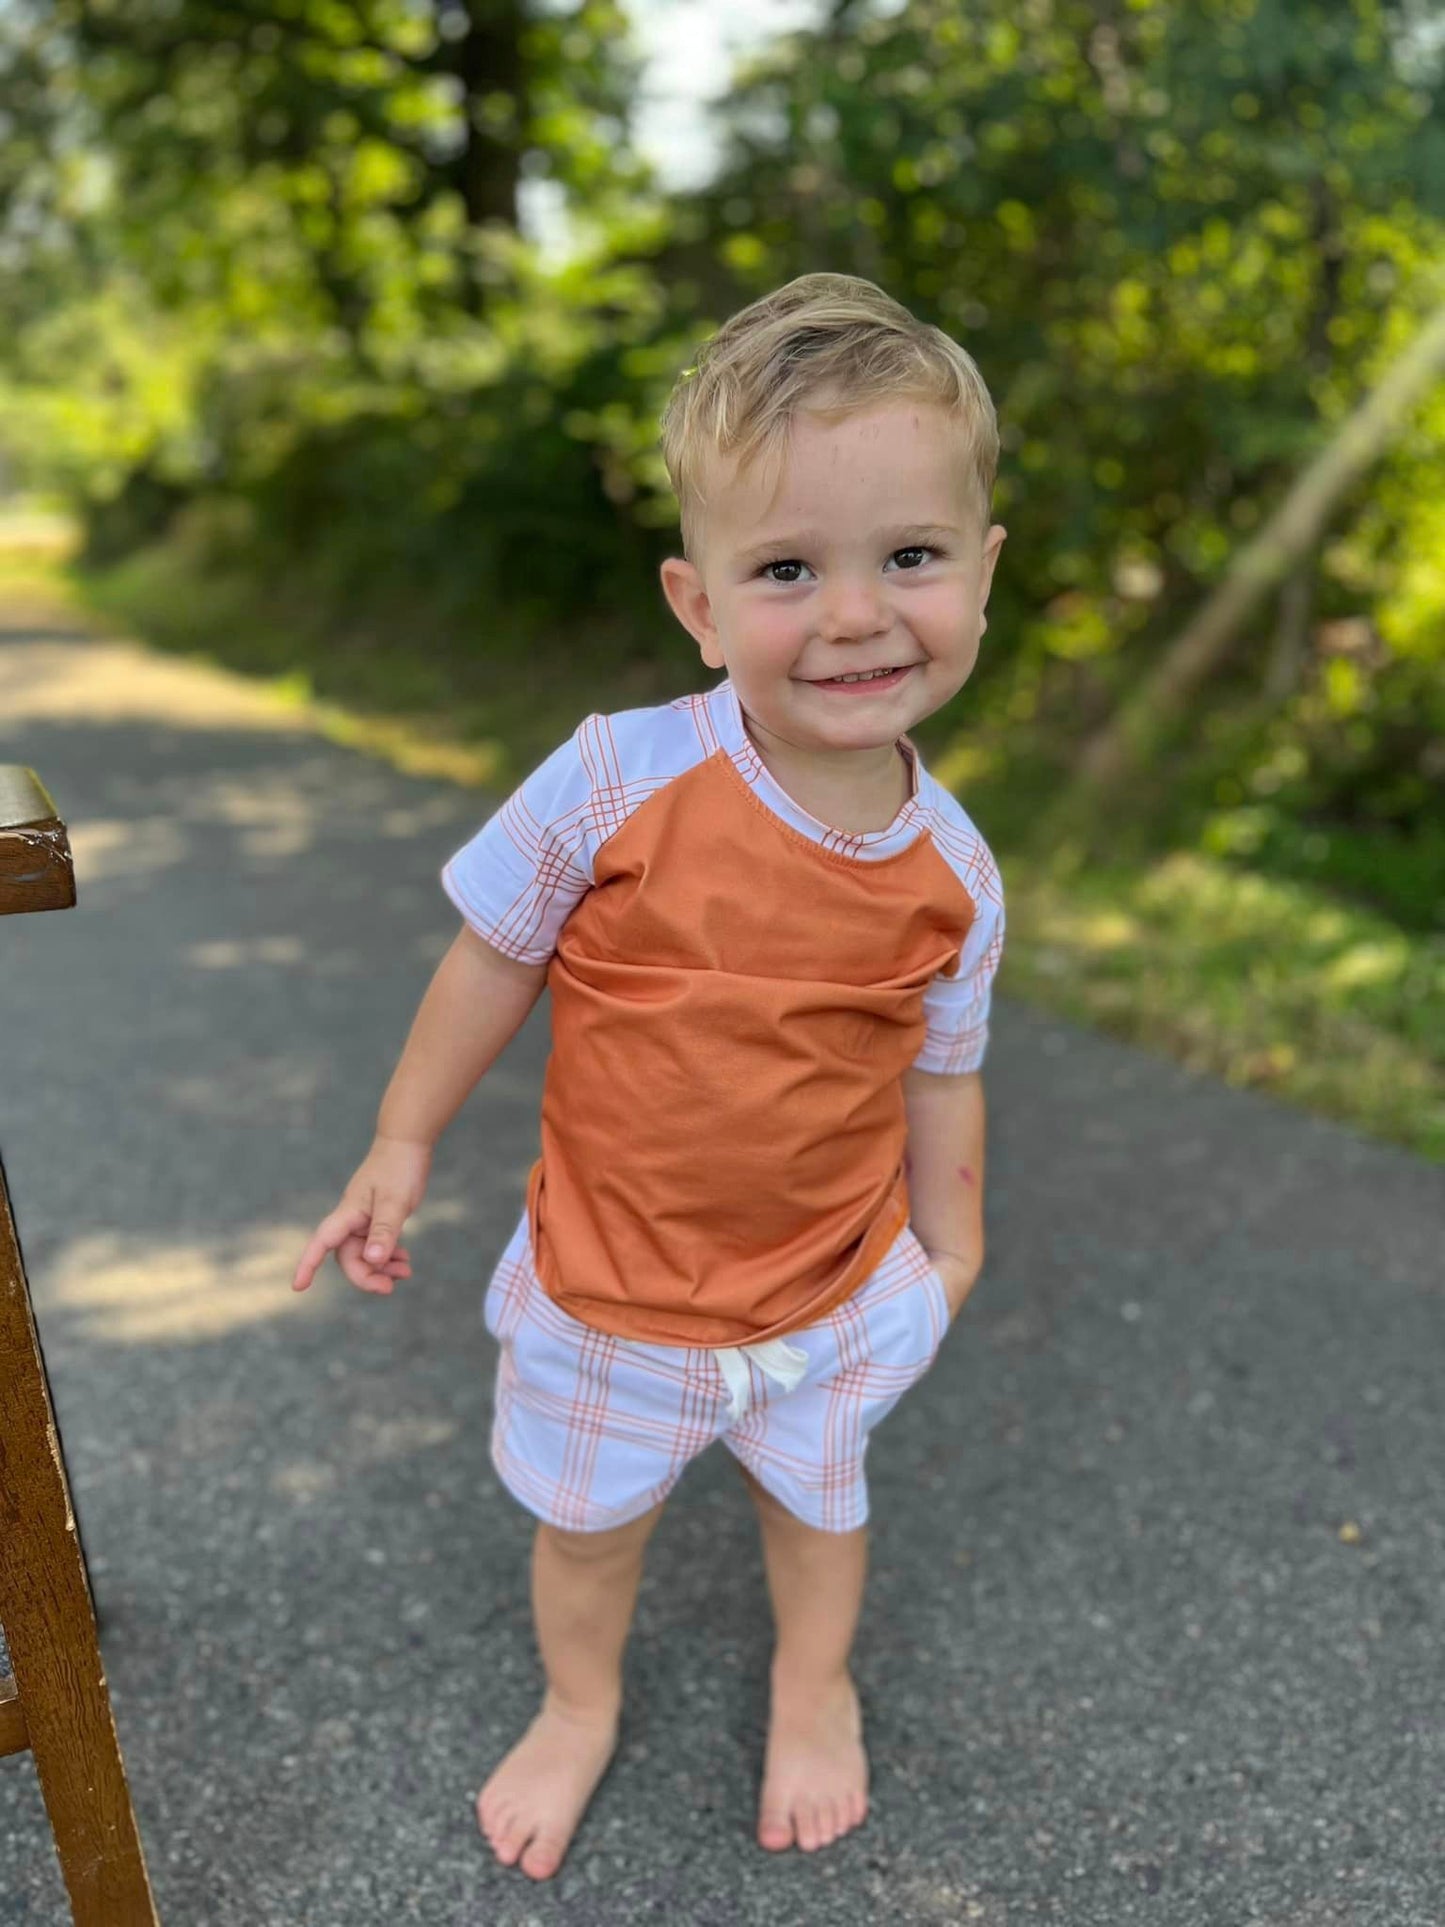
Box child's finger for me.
[358,1241,410,1273]
[336,1231,404,1295]
[362,1204,408,1267]
[292,1205,370,1292]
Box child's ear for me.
[977,524,1006,632]
[659,557,725,670]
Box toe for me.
[757,1800,794,1852]
[797,1803,823,1852]
[520,1833,566,1881]
[492,1814,529,1866]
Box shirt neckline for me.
[711,676,929,858]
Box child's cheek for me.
[899,576,965,633]
[741,597,808,668]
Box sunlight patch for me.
[0,638,317,733]
[184,937,308,970]
[43,1225,317,1344]
[66,816,188,883]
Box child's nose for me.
[816,577,889,641]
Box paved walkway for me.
[1,600,1440,1924]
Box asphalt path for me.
[1,601,1441,1925]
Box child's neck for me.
[742,715,912,834]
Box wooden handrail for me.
[0,765,159,1921]
[0,767,76,917]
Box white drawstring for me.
[713,1336,809,1420]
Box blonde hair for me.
[659,271,999,562]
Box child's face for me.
[660,399,1006,763]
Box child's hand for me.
[291,1133,433,1296]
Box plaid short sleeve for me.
[440,722,598,965]
[911,856,1005,1074]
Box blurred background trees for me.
[2,0,1442,955]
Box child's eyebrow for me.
[735,524,960,568]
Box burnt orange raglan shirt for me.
[441,677,1004,1348]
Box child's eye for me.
[759,546,940,584]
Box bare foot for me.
[476,1693,619,1880]
[757,1667,869,1852]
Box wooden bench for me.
[0,764,160,1923]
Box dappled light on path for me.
[65,814,189,883]
[44,1225,319,1344]
[1,635,316,735]
[184,936,309,970]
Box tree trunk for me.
[452,0,527,231]
[1059,295,1445,823]
[1264,554,1317,703]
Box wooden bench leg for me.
[0,1157,160,1924]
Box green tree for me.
[632,0,1445,912]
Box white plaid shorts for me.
[481,1210,953,1534]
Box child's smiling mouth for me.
[806,665,918,691]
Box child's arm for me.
[291,926,549,1295]
[901,1065,987,1319]
[375,925,548,1148]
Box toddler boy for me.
[293,271,1007,1881]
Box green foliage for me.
[0,0,1442,947]
[658,0,1445,925]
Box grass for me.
[1001,849,1443,1159]
[7,505,1441,1162]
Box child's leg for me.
[478,1497,667,1880]
[736,1462,870,1853]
